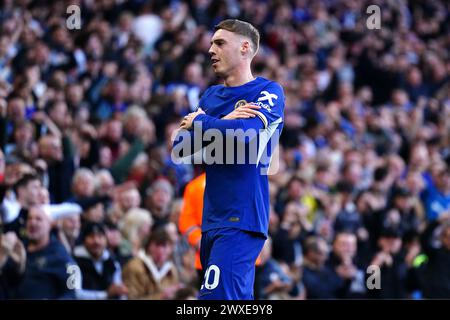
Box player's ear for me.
[241,41,250,56]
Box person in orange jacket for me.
[179,172,205,272]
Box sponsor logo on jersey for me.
[258,91,278,107]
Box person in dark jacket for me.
[368,227,408,299]
[418,218,450,298]
[15,205,77,299]
[255,237,302,300]
[0,211,26,299]
[73,222,128,299]
[377,187,421,237]
[272,202,309,267]
[38,135,76,204]
[302,235,344,299]
[326,231,367,298]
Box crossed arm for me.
[172,104,265,158]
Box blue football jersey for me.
[194,77,285,237]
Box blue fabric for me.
[198,227,265,300]
[186,77,285,237]
[15,238,77,299]
[423,183,450,221]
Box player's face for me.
[209,29,243,77]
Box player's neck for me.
[223,67,255,87]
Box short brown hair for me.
[215,19,260,55]
[145,226,173,248]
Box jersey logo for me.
[234,100,247,109]
[258,91,278,107]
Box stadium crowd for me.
[1,0,450,299]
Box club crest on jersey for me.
[234,99,247,109]
[258,91,278,107]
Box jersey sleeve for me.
[171,87,214,158]
[251,81,285,129]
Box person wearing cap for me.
[389,187,421,235]
[368,227,408,298]
[73,222,128,299]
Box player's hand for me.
[180,108,205,130]
[222,104,261,120]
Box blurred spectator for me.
[0,230,26,299]
[57,214,80,254]
[3,173,41,239]
[333,181,365,236]
[416,218,450,298]
[122,227,180,299]
[74,222,128,300]
[164,222,198,288]
[144,178,174,228]
[38,134,75,203]
[120,207,153,257]
[15,206,76,299]
[255,238,302,300]
[272,202,308,268]
[368,227,408,299]
[385,187,421,235]
[179,172,205,273]
[302,236,344,299]
[422,166,450,222]
[104,220,131,266]
[71,168,96,199]
[327,231,367,298]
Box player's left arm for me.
[247,81,285,130]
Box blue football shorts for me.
[198,227,266,300]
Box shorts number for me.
[201,264,220,290]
